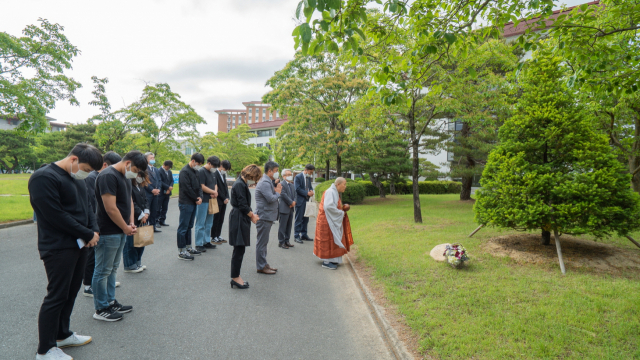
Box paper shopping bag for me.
[208,199,220,214]
[133,224,154,247]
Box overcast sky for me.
[3,0,586,134]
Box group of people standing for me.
[28,142,354,360]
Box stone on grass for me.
[430,244,450,262]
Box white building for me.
[0,116,67,132]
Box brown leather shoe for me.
[285,242,294,248]
[265,264,278,272]
[257,268,276,275]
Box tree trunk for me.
[460,175,473,201]
[390,181,396,195]
[325,160,330,181]
[630,155,640,193]
[541,229,551,245]
[410,112,423,223]
[369,172,386,198]
[336,153,342,179]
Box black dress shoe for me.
[301,235,313,241]
[278,243,289,249]
[230,280,249,289]
[285,242,294,248]
[203,242,217,249]
[294,238,303,244]
[159,222,169,226]
[155,224,161,228]
[153,229,162,233]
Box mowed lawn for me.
[0,174,32,223]
[348,194,640,360]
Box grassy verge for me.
[0,196,33,223]
[349,194,640,360]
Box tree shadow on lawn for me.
[484,234,640,279]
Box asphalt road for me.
[0,190,392,360]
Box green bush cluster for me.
[314,179,366,204]
[356,180,462,196]
[315,177,326,183]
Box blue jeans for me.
[177,203,197,249]
[92,233,126,310]
[194,202,214,246]
[122,235,145,269]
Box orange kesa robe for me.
[313,191,354,259]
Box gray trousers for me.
[278,212,294,244]
[256,220,273,270]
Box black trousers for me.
[146,193,158,229]
[158,194,170,223]
[211,202,227,239]
[278,211,294,244]
[230,246,246,278]
[83,246,95,286]
[38,247,87,355]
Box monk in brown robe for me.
[313,177,354,270]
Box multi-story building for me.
[0,116,67,132]
[215,101,287,148]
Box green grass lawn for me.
[348,194,640,360]
[0,196,33,223]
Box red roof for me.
[249,119,288,130]
[503,1,600,38]
[214,109,246,113]
[242,101,265,105]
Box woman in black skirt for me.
[229,164,262,289]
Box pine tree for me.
[475,50,640,247]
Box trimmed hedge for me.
[314,179,366,204]
[356,180,462,196]
[315,177,326,183]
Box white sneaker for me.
[56,332,92,348]
[115,281,121,287]
[36,347,72,360]
[140,265,147,270]
[124,266,144,273]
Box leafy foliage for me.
[475,50,640,238]
[314,178,366,204]
[0,130,36,173]
[193,125,263,177]
[0,19,81,133]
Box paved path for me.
[0,191,392,360]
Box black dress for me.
[229,177,252,247]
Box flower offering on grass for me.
[443,243,469,268]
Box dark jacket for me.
[145,166,164,196]
[159,168,173,196]
[85,170,99,214]
[213,170,229,205]
[178,164,203,205]
[294,172,312,203]
[28,163,99,251]
[228,177,252,247]
[131,183,149,227]
[278,181,295,214]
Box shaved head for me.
[335,177,346,185]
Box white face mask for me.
[247,179,255,185]
[220,170,227,175]
[136,176,144,184]
[70,160,90,180]
[272,171,279,179]
[305,173,312,178]
[194,165,202,171]
[285,176,293,182]
[209,167,216,174]
[125,163,138,179]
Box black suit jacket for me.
[213,170,229,205]
[159,168,173,196]
[131,183,149,227]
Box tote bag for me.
[133,223,154,247]
[304,196,318,218]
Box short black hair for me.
[191,153,205,164]
[69,143,103,171]
[221,160,231,171]
[264,161,279,173]
[123,150,148,172]
[207,156,220,168]
[163,160,173,168]
[103,151,122,166]
[305,164,315,171]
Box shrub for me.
[315,177,325,183]
[314,179,366,204]
[357,180,462,196]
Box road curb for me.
[345,255,415,360]
[0,219,35,229]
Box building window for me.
[257,143,263,148]
[257,129,273,137]
[276,111,279,118]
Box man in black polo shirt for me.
[29,143,103,360]
[177,153,204,260]
[92,150,148,322]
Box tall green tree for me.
[0,19,81,133]
[0,130,36,173]
[263,52,368,178]
[475,50,640,248]
[194,125,262,176]
[34,123,98,164]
